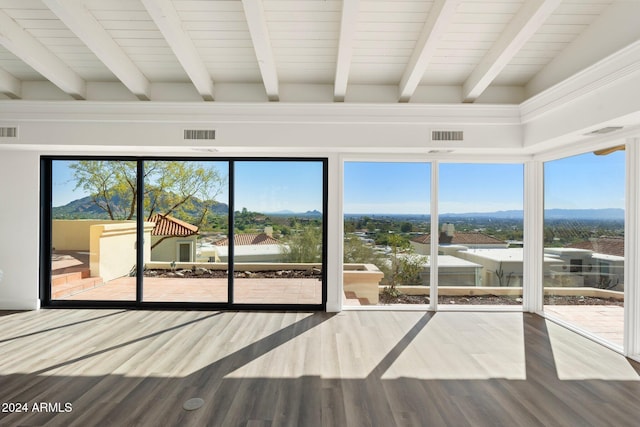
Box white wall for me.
[0,150,40,309]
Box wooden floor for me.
[1,309,639,426]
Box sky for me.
[344,152,625,214]
[52,152,626,214]
[52,160,324,213]
[544,150,625,210]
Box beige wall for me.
[53,220,130,251]
[89,222,153,282]
[151,235,198,262]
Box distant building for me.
[410,223,508,256]
[544,237,625,290]
[149,214,199,263]
[212,227,284,262]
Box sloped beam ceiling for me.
[0,9,85,99]
[334,0,360,102]
[0,67,21,99]
[42,0,151,101]
[242,0,279,102]
[140,0,214,101]
[398,0,461,102]
[462,0,561,103]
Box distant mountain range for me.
[52,195,229,219]
[346,208,624,220]
[54,194,623,221]
[53,195,321,219]
[268,209,322,216]
[440,208,624,220]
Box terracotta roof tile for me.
[411,232,505,245]
[567,237,624,257]
[215,233,279,246]
[149,214,199,237]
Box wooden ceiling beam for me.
[0,9,85,99]
[242,0,279,102]
[334,0,360,102]
[398,0,461,102]
[462,0,561,103]
[0,66,21,99]
[43,0,151,100]
[141,0,214,101]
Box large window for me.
[233,161,324,305]
[51,160,137,301]
[142,160,229,303]
[437,163,524,307]
[45,158,326,309]
[343,162,431,306]
[543,148,625,347]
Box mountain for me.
[52,194,229,219]
[441,208,624,220]
[346,208,624,221]
[266,209,322,216]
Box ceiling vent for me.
[431,130,463,141]
[585,126,623,135]
[184,129,216,140]
[0,127,17,138]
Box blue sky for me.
[544,150,625,210]
[52,160,324,213]
[344,152,625,214]
[343,162,431,214]
[52,153,626,214]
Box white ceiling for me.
[0,0,637,104]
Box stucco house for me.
[149,214,199,263]
[213,227,283,263]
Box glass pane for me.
[343,162,431,306]
[437,163,524,307]
[543,149,625,347]
[142,161,229,303]
[232,161,324,305]
[51,160,137,301]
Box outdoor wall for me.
[151,235,197,262]
[455,250,524,287]
[0,151,40,309]
[90,222,153,282]
[53,219,130,251]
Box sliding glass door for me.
[543,148,625,347]
[232,160,325,305]
[50,160,137,301]
[142,160,229,303]
[45,157,326,309]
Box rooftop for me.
[412,232,506,246]
[149,214,198,237]
[215,233,280,247]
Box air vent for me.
[184,129,216,140]
[585,126,623,135]
[431,130,463,141]
[0,127,17,138]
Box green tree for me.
[70,161,138,220]
[381,234,427,297]
[281,226,322,263]
[343,235,383,265]
[69,160,225,226]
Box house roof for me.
[215,233,279,247]
[149,214,198,237]
[411,232,505,246]
[567,237,625,257]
